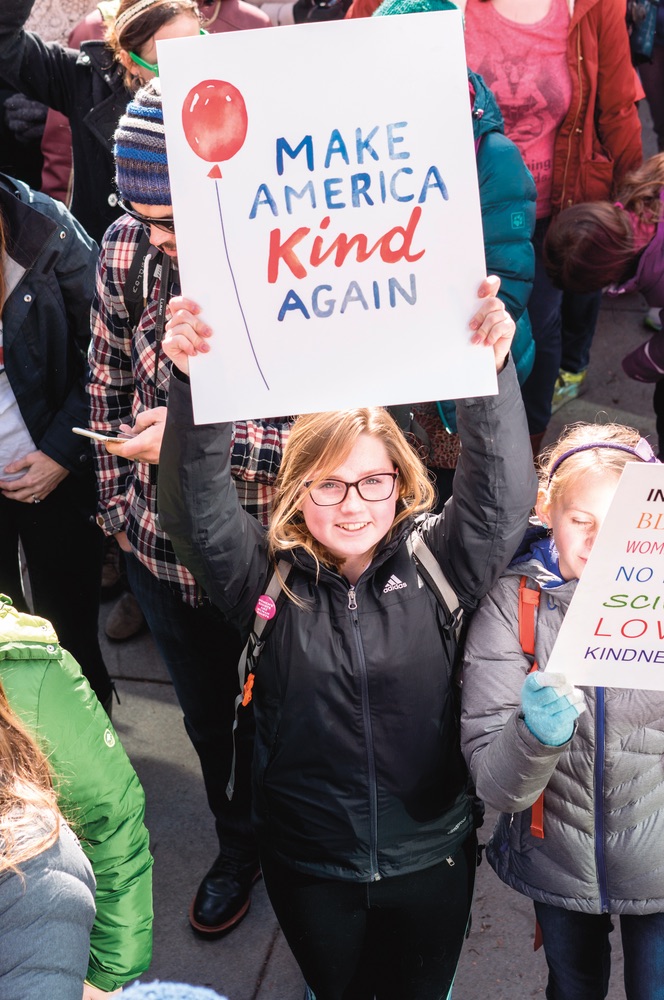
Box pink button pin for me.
[255,595,277,620]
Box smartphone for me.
[72,427,131,443]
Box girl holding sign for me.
[460,423,662,1000]
[157,280,536,1000]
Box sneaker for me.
[644,307,662,333]
[105,592,146,641]
[551,368,587,413]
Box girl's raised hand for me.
[469,276,515,372]
[162,296,212,375]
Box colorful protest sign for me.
[158,11,495,423]
[545,462,664,690]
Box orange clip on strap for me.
[518,577,545,839]
[242,672,255,707]
[533,917,544,951]
[518,576,540,656]
[530,794,545,839]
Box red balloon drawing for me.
[182,80,248,174]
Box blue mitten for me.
[521,672,586,746]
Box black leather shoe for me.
[189,853,261,936]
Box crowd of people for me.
[0,0,663,998]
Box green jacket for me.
[0,597,153,992]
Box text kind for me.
[267,207,424,283]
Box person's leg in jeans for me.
[560,289,602,374]
[639,43,664,153]
[519,218,564,441]
[620,912,664,1000]
[0,476,112,705]
[534,900,612,1000]
[0,496,25,608]
[124,551,258,932]
[551,289,602,412]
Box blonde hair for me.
[0,680,59,874]
[538,422,648,505]
[618,151,664,223]
[268,408,435,577]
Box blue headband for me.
[547,438,659,483]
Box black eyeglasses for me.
[119,200,176,233]
[305,473,398,507]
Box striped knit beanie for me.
[122,982,228,1000]
[114,79,172,205]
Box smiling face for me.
[538,470,620,581]
[300,433,398,584]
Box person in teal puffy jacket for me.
[0,594,153,998]
[373,0,537,507]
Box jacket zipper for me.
[594,687,609,911]
[560,26,583,209]
[347,585,381,881]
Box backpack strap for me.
[410,530,464,642]
[226,559,292,799]
[239,560,292,708]
[518,575,541,660]
[123,228,162,332]
[518,576,544,841]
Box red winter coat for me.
[550,0,642,212]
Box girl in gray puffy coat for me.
[461,421,664,1000]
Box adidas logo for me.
[383,574,407,593]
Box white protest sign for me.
[546,462,664,690]
[158,11,494,423]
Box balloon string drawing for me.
[182,79,270,390]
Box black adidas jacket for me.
[159,359,536,881]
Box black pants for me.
[261,834,477,1000]
[0,473,112,703]
[125,552,257,861]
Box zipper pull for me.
[445,856,455,867]
[348,587,357,611]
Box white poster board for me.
[158,11,494,423]
[546,462,664,690]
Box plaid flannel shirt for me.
[88,216,292,606]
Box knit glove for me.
[4,93,48,143]
[521,672,586,747]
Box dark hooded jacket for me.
[0,172,97,474]
[0,0,131,241]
